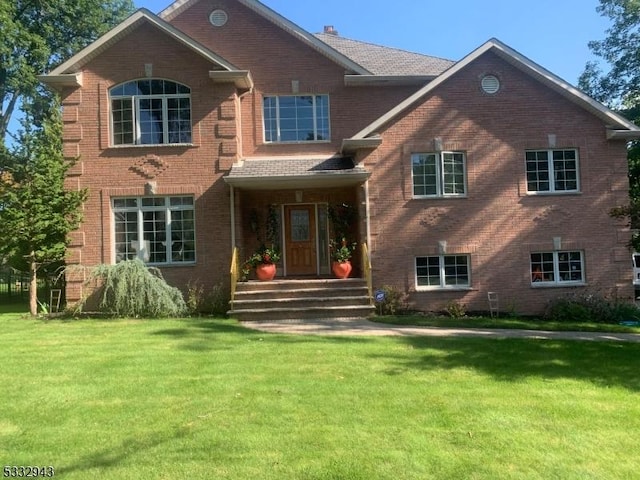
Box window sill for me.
[525,191,581,197]
[146,262,197,268]
[109,143,196,149]
[531,282,586,288]
[415,286,473,292]
[263,140,331,145]
[412,195,468,200]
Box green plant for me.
[444,300,467,318]
[544,292,640,324]
[330,238,356,262]
[83,259,187,318]
[186,281,229,316]
[247,244,281,267]
[376,285,409,315]
[186,280,206,315]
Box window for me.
[526,149,579,193]
[113,196,195,265]
[263,95,330,142]
[412,152,466,197]
[110,79,191,146]
[530,251,584,285]
[416,255,470,289]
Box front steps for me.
[228,278,375,321]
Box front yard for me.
[1,311,639,479]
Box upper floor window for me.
[263,95,330,143]
[110,79,192,146]
[113,196,195,265]
[416,255,470,289]
[526,149,579,194]
[412,152,466,198]
[530,251,584,285]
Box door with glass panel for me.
[285,205,317,275]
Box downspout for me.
[365,180,371,249]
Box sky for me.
[135,0,611,86]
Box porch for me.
[224,155,374,320]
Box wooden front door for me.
[285,205,317,276]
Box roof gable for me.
[45,8,239,77]
[351,38,640,140]
[160,0,371,75]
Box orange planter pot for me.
[332,260,352,279]
[255,263,276,281]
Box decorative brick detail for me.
[62,107,79,123]
[219,139,238,156]
[66,160,84,176]
[218,102,236,120]
[68,231,85,247]
[66,247,82,265]
[63,143,80,159]
[62,124,83,142]
[130,155,169,179]
[62,88,82,106]
[216,122,236,138]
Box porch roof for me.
[224,156,370,190]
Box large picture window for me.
[412,152,466,198]
[263,95,330,142]
[113,196,195,265]
[416,255,470,289]
[110,79,191,146]
[526,149,579,193]
[530,251,584,285]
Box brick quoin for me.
[51,1,634,315]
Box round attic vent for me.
[481,75,500,94]
[209,9,228,27]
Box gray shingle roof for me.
[314,33,455,77]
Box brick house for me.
[40,0,640,317]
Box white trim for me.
[351,38,640,140]
[525,148,580,195]
[415,254,471,290]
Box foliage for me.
[544,291,640,324]
[186,280,229,316]
[0,108,87,315]
[579,1,640,249]
[246,244,281,267]
[444,300,467,318]
[330,238,356,262]
[328,203,357,240]
[84,259,187,318]
[0,0,134,143]
[376,285,409,315]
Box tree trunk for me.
[29,253,38,316]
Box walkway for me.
[241,318,640,343]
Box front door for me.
[285,205,317,276]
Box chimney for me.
[323,25,339,36]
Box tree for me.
[0,106,87,315]
[0,0,135,145]
[579,0,640,250]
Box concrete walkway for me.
[241,318,640,343]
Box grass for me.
[1,309,640,479]
[373,314,640,334]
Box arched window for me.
[110,79,191,146]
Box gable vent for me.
[209,9,228,27]
[481,75,500,94]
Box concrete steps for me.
[228,278,375,321]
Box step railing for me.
[361,243,373,305]
[229,247,240,310]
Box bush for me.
[376,285,408,315]
[444,300,467,318]
[187,280,229,316]
[85,259,187,318]
[544,292,640,324]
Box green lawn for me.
[1,311,639,479]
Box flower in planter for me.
[247,244,281,267]
[330,237,356,263]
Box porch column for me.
[230,185,236,248]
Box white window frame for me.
[109,79,192,146]
[525,149,580,194]
[415,255,471,290]
[530,251,585,286]
[262,94,330,143]
[112,196,196,265]
[411,152,467,198]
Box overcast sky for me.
[136,0,611,85]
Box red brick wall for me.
[364,51,632,315]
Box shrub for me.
[376,285,409,315]
[186,280,229,317]
[85,259,187,318]
[544,292,640,324]
[444,300,467,318]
